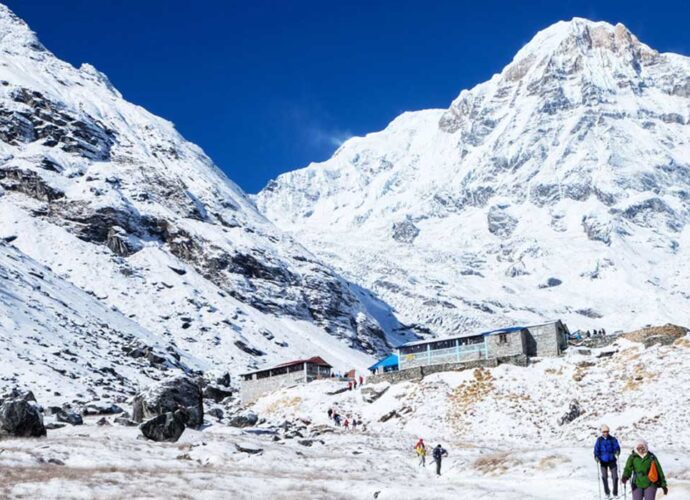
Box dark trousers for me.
[600,461,618,495]
[435,458,442,475]
[632,486,657,500]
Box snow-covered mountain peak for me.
[0,3,45,54]
[257,18,690,338]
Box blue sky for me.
[5,0,690,193]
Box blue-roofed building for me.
[394,320,569,371]
[368,353,399,374]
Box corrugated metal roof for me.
[395,325,526,348]
[242,356,331,376]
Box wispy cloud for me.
[308,126,353,149]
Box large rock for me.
[361,383,390,403]
[139,409,189,442]
[132,376,203,427]
[0,399,46,437]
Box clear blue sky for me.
[5,0,690,193]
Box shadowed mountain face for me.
[0,3,411,393]
[257,18,690,337]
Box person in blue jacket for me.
[594,424,621,498]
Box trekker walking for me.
[622,439,668,499]
[348,381,353,391]
[359,375,364,386]
[594,424,621,498]
[327,408,333,420]
[432,444,448,476]
[415,438,427,467]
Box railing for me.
[399,341,488,370]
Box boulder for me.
[132,375,203,428]
[140,409,188,442]
[56,409,83,426]
[228,410,258,428]
[0,399,47,437]
[203,384,233,403]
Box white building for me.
[240,356,332,403]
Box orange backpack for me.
[648,460,659,483]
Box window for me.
[499,333,509,344]
[400,343,428,355]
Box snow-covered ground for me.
[2,335,689,499]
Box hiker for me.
[432,444,448,476]
[344,418,349,430]
[622,439,668,499]
[594,424,621,498]
[348,381,353,391]
[327,408,333,420]
[353,379,358,389]
[334,413,341,426]
[359,375,364,386]
[352,418,358,430]
[415,438,427,467]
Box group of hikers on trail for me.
[327,407,361,430]
[594,425,668,499]
[410,425,668,496]
[414,439,448,476]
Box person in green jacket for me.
[621,439,668,499]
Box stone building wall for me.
[486,330,527,358]
[527,321,568,357]
[241,370,307,403]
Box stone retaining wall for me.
[367,355,528,385]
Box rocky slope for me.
[0,240,189,404]
[0,2,410,394]
[257,18,690,337]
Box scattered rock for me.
[228,410,258,428]
[132,375,203,428]
[96,417,111,426]
[45,422,66,430]
[114,416,138,427]
[140,409,189,442]
[379,409,399,423]
[82,403,124,416]
[621,324,689,348]
[55,409,83,426]
[558,400,583,426]
[203,384,233,403]
[234,442,263,455]
[538,277,562,289]
[0,399,46,437]
[207,407,224,421]
[361,384,389,403]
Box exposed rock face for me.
[139,409,188,442]
[132,376,204,428]
[0,399,46,437]
[257,18,690,335]
[0,2,405,398]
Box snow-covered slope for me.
[0,240,191,405]
[257,18,690,336]
[0,2,410,388]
